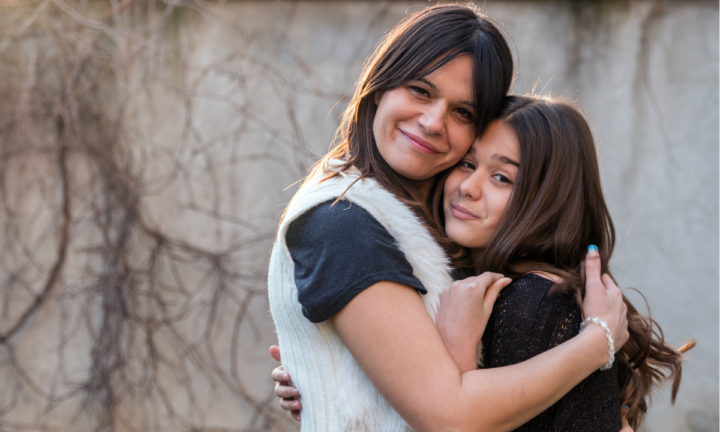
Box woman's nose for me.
[417,102,446,136]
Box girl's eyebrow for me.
[491,154,519,167]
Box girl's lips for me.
[451,203,478,220]
[400,130,440,155]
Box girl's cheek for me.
[444,171,463,197]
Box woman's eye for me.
[409,86,430,97]
[492,174,512,184]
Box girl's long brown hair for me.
[280,4,514,241]
[433,95,695,428]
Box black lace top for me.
[480,273,622,431]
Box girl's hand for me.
[619,405,633,432]
[581,246,629,360]
[435,273,512,373]
[269,346,302,422]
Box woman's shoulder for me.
[286,199,426,323]
[286,199,386,248]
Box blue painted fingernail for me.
[622,404,630,410]
[588,245,598,252]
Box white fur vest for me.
[268,165,454,432]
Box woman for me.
[268,4,628,432]
[274,95,693,430]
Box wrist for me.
[444,340,479,374]
[579,317,615,371]
[577,324,611,369]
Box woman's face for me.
[443,120,520,249]
[373,55,476,182]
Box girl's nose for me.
[418,102,446,136]
[459,172,483,200]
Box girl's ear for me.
[373,90,384,105]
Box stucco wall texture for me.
[177,1,719,431]
[3,1,716,431]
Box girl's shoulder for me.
[503,273,555,296]
[497,273,579,324]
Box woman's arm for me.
[330,246,627,432]
[478,274,621,431]
[270,247,628,430]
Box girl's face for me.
[373,55,476,182]
[443,120,520,249]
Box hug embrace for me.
[267,4,695,432]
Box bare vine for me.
[0,1,390,431]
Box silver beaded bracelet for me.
[578,317,615,371]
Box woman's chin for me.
[382,147,450,181]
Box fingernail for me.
[588,244,598,253]
[292,388,300,397]
[293,401,301,409]
[622,404,630,410]
[282,373,289,380]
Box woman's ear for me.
[373,90,384,105]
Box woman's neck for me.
[415,177,435,202]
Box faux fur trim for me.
[279,165,454,432]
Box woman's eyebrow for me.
[418,77,474,108]
[418,77,436,91]
[492,154,519,167]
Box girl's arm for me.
[330,246,627,432]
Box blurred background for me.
[0,1,716,431]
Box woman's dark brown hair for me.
[282,3,514,241]
[435,94,694,428]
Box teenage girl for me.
[268,5,629,432]
[433,95,693,430]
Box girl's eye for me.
[459,160,476,170]
[492,174,512,184]
[408,85,430,98]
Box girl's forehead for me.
[467,124,521,163]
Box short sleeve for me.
[285,200,427,323]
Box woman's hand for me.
[269,346,301,422]
[435,273,511,373]
[581,246,629,363]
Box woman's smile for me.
[400,129,441,155]
[373,54,476,182]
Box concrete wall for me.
[0,1,716,431]
[177,2,718,430]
